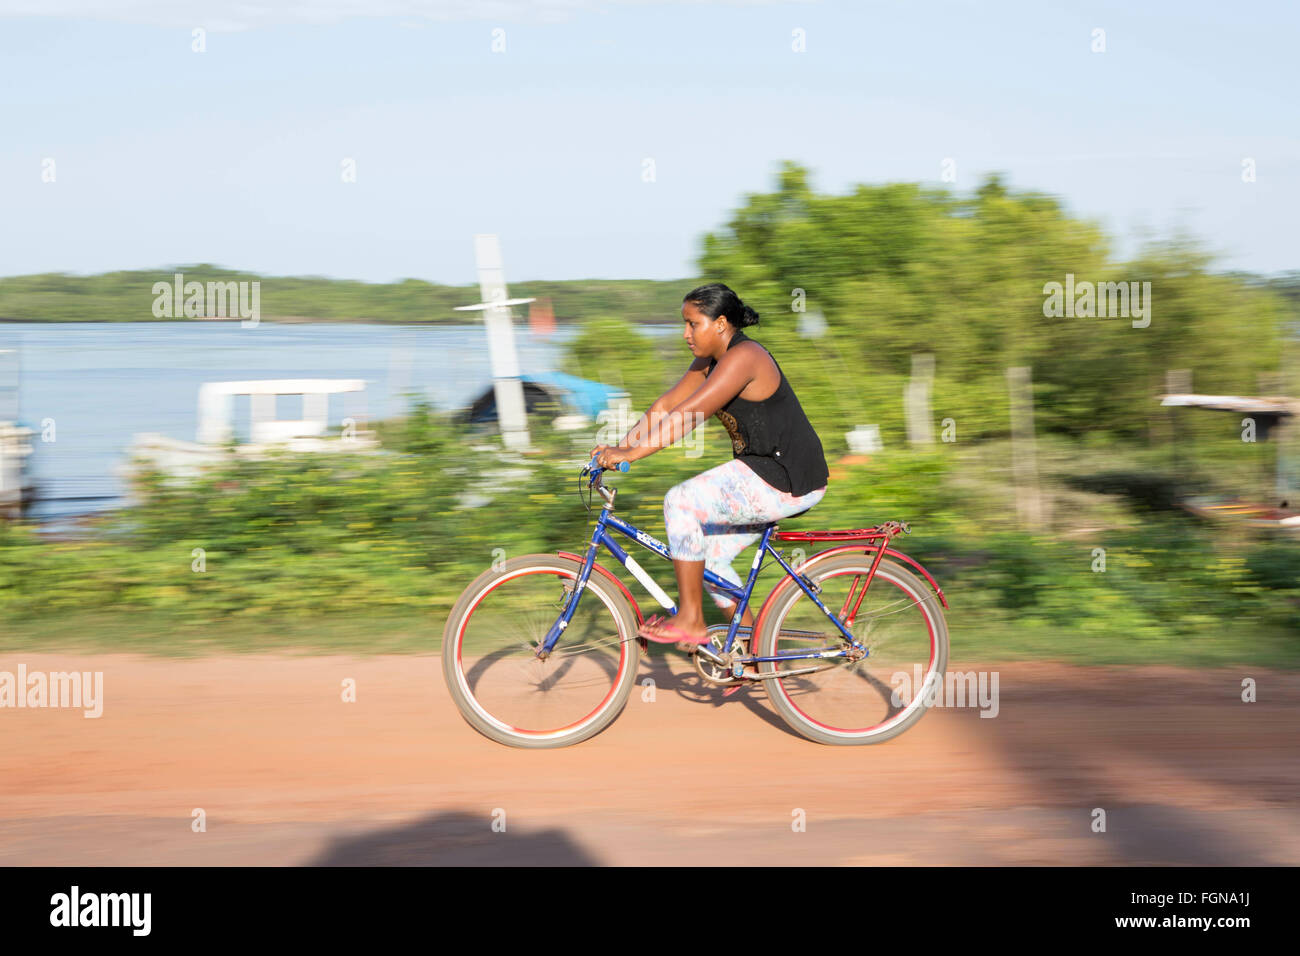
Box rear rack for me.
[772,520,910,541]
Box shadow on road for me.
[636,648,800,738]
[1100,804,1280,865]
[962,665,1300,864]
[307,810,601,866]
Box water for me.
[1,321,672,521]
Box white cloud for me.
[0,0,805,32]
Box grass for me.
[2,427,1294,669]
[0,609,445,658]
[3,596,1296,670]
[948,618,1299,669]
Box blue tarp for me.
[519,372,623,419]
[463,373,624,425]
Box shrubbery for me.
[1,412,1295,658]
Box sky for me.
[0,0,1296,285]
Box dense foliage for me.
[2,164,1296,663]
[684,163,1290,445]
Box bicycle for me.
[441,455,950,748]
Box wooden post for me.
[1277,410,1296,506]
[1166,369,1191,475]
[1273,352,1299,506]
[1006,366,1044,530]
[906,353,935,445]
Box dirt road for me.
[2,650,1297,865]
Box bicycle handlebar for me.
[585,455,631,476]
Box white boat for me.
[0,348,34,518]
[125,378,379,482]
[0,420,34,518]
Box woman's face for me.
[682,301,729,357]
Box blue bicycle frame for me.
[536,461,866,666]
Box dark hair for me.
[683,282,760,329]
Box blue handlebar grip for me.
[587,456,631,473]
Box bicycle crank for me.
[692,624,751,685]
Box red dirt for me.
[1,650,1297,865]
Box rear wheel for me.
[441,554,640,749]
[755,554,948,745]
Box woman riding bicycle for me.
[590,282,830,646]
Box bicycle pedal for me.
[694,644,725,665]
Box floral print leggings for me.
[664,458,828,609]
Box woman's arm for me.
[621,346,759,461]
[616,356,711,449]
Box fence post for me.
[906,353,935,445]
[1166,368,1191,474]
[1006,366,1044,530]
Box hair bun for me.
[682,283,759,330]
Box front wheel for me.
[441,553,641,748]
[754,554,949,745]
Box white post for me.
[472,235,531,451]
[1007,366,1044,530]
[1273,355,1299,504]
[250,393,275,433]
[906,353,935,445]
[303,391,328,432]
[1166,368,1191,474]
[196,384,234,444]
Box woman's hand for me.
[589,444,635,470]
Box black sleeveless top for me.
[705,330,830,496]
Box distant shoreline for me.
[0,316,681,326]
[0,270,696,327]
